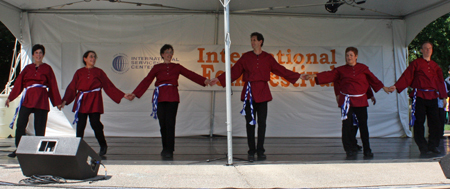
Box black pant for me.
[15,106,48,147]
[350,114,359,147]
[77,113,107,147]
[414,97,440,151]
[157,102,179,152]
[342,107,370,153]
[244,101,268,155]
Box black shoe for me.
[248,154,255,162]
[345,151,357,160]
[420,147,430,155]
[364,151,374,158]
[99,146,107,156]
[257,153,266,160]
[8,150,16,158]
[429,147,441,154]
[357,145,363,151]
[346,151,355,158]
[165,152,173,158]
[161,150,173,159]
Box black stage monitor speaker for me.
[16,136,101,180]
[440,154,450,178]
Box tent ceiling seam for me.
[0,0,21,12]
[23,9,404,20]
[404,0,450,18]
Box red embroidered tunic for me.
[8,63,62,110]
[333,80,374,106]
[62,67,125,114]
[394,58,446,99]
[315,63,384,107]
[132,63,207,102]
[217,51,300,103]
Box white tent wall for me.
[19,12,33,71]
[27,14,216,137]
[0,1,448,138]
[392,20,410,137]
[0,1,20,40]
[213,15,408,137]
[13,13,408,137]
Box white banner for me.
[73,44,383,92]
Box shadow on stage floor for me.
[1,136,449,165]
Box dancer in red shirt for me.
[389,41,447,155]
[62,50,126,156]
[211,32,308,162]
[127,44,210,159]
[305,47,390,158]
[5,44,62,158]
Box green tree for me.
[408,13,450,77]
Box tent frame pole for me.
[220,0,233,166]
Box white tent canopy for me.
[2,0,450,43]
[1,0,450,138]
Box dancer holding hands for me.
[304,47,390,158]
[210,32,308,162]
[127,44,210,159]
[5,44,63,158]
[61,50,126,156]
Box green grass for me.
[446,124,450,131]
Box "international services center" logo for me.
[111,53,130,74]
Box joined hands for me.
[209,78,219,86]
[124,93,136,101]
[382,86,396,94]
[300,74,316,80]
[57,101,66,110]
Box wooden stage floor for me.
[1,136,449,165]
